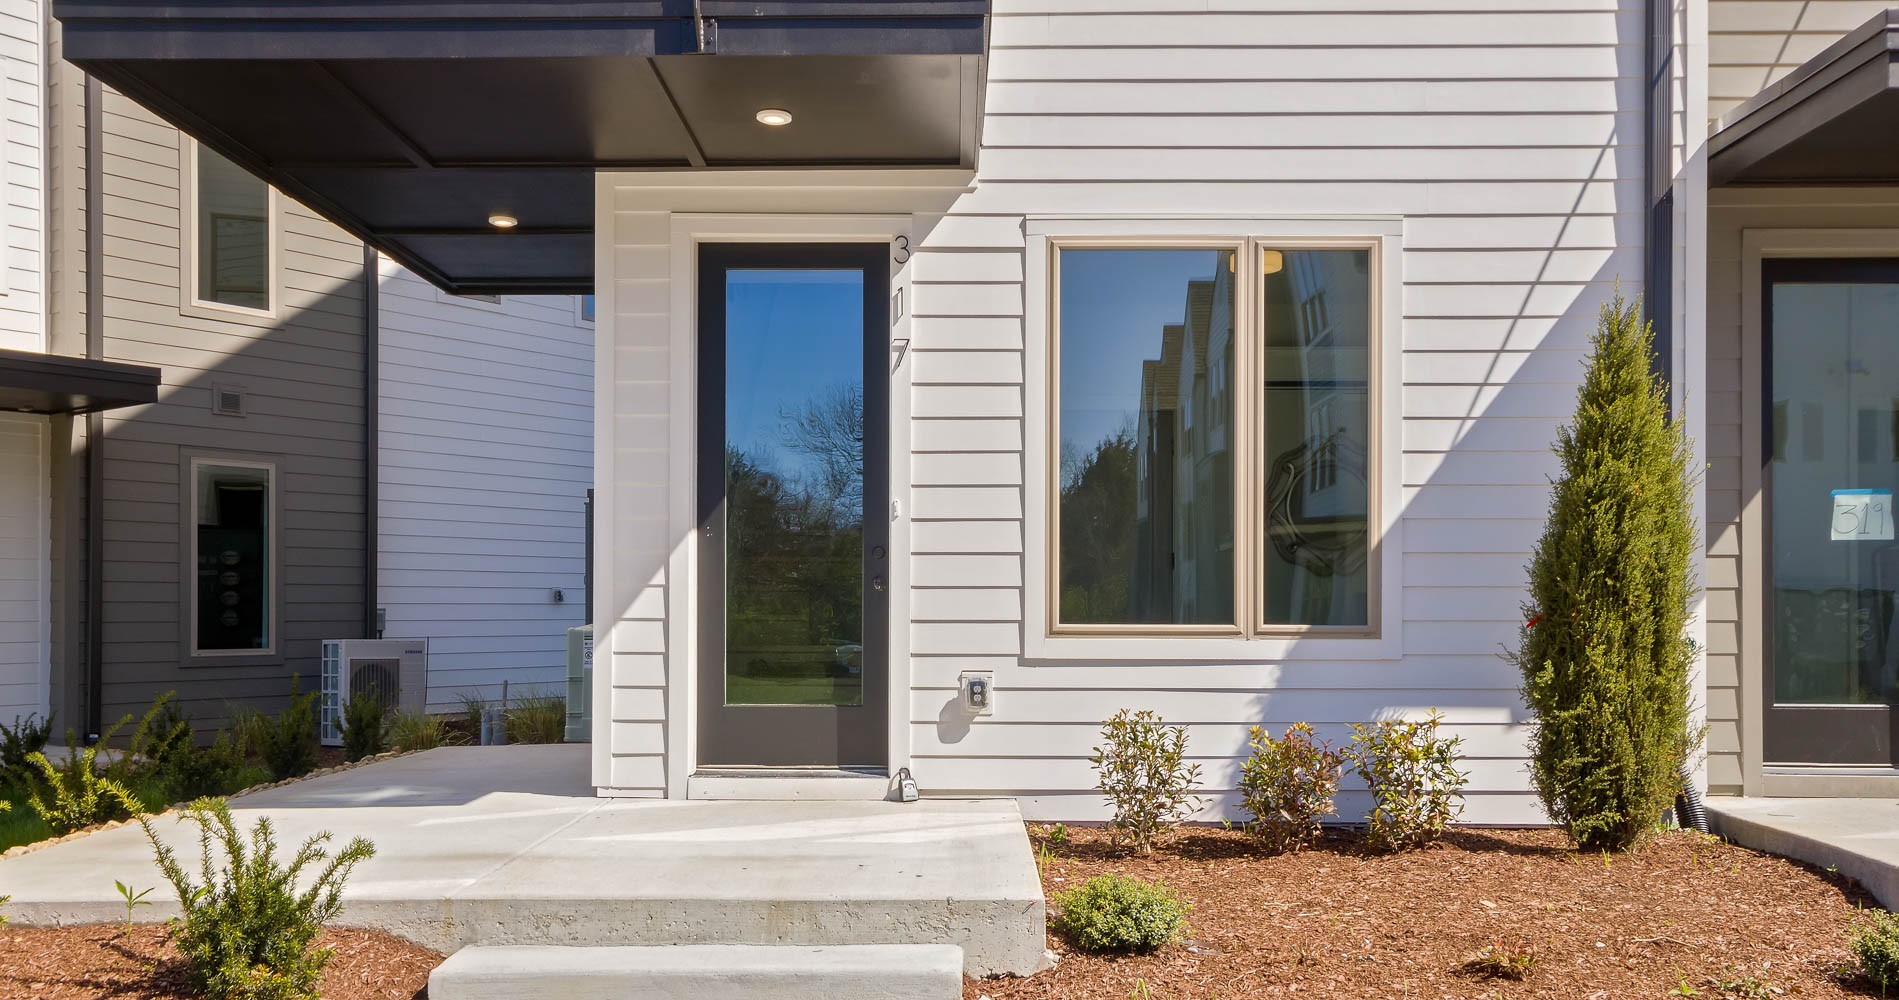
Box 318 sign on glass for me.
[1831,488,1894,541]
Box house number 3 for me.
[893,235,910,264]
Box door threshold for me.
[688,767,895,801]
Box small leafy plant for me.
[1045,822,1069,848]
[164,730,263,803]
[338,689,389,763]
[0,712,54,793]
[1345,711,1469,852]
[387,711,459,753]
[256,684,321,781]
[1238,722,1343,853]
[114,879,155,930]
[123,693,193,782]
[1855,909,1899,995]
[1462,938,1538,981]
[142,798,375,1000]
[26,727,141,834]
[1053,874,1187,954]
[1092,709,1201,854]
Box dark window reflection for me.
[724,270,865,706]
[196,463,271,651]
[1771,280,1899,705]
[1261,249,1371,627]
[1058,249,1236,625]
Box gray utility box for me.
[566,624,593,742]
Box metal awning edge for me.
[0,348,162,415]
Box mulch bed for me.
[0,924,440,999]
[972,825,1884,999]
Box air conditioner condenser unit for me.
[319,638,428,747]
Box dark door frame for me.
[694,242,891,768]
[1761,256,1899,766]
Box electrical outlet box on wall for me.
[959,671,994,716]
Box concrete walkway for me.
[1709,797,1899,909]
[0,745,1046,976]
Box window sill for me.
[181,298,278,326]
[1022,628,1400,664]
[182,651,283,669]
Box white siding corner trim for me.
[1020,217,1405,662]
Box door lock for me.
[871,575,886,592]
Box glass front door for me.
[1766,258,1899,765]
[695,243,889,768]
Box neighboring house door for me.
[695,243,890,768]
[1764,258,1899,765]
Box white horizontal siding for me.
[0,0,43,352]
[0,415,46,725]
[595,0,1652,824]
[1709,0,1892,123]
[899,0,1643,824]
[374,263,591,712]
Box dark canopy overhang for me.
[53,1,988,294]
[0,348,160,415]
[1712,8,1899,186]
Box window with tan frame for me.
[1049,238,1379,638]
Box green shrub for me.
[1856,910,1899,995]
[164,730,263,803]
[1345,712,1468,852]
[0,712,54,794]
[256,685,320,782]
[1510,293,1699,853]
[388,711,459,753]
[1053,874,1187,954]
[25,729,141,834]
[142,798,375,1000]
[1238,722,1343,853]
[124,693,193,781]
[504,693,566,745]
[1091,709,1201,855]
[338,689,388,763]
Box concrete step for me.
[427,944,965,1000]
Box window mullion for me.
[1238,237,1259,638]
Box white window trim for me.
[1023,217,1404,663]
[180,137,284,322]
[185,455,281,660]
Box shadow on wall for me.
[86,246,371,735]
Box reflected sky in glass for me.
[725,269,864,482]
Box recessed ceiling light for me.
[755,108,794,127]
[488,213,519,230]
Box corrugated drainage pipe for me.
[1675,761,1709,834]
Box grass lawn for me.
[978,824,1882,999]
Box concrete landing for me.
[429,944,964,1000]
[0,746,1046,976]
[1709,797,1899,909]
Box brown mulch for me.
[0,924,440,999]
[972,825,1883,999]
